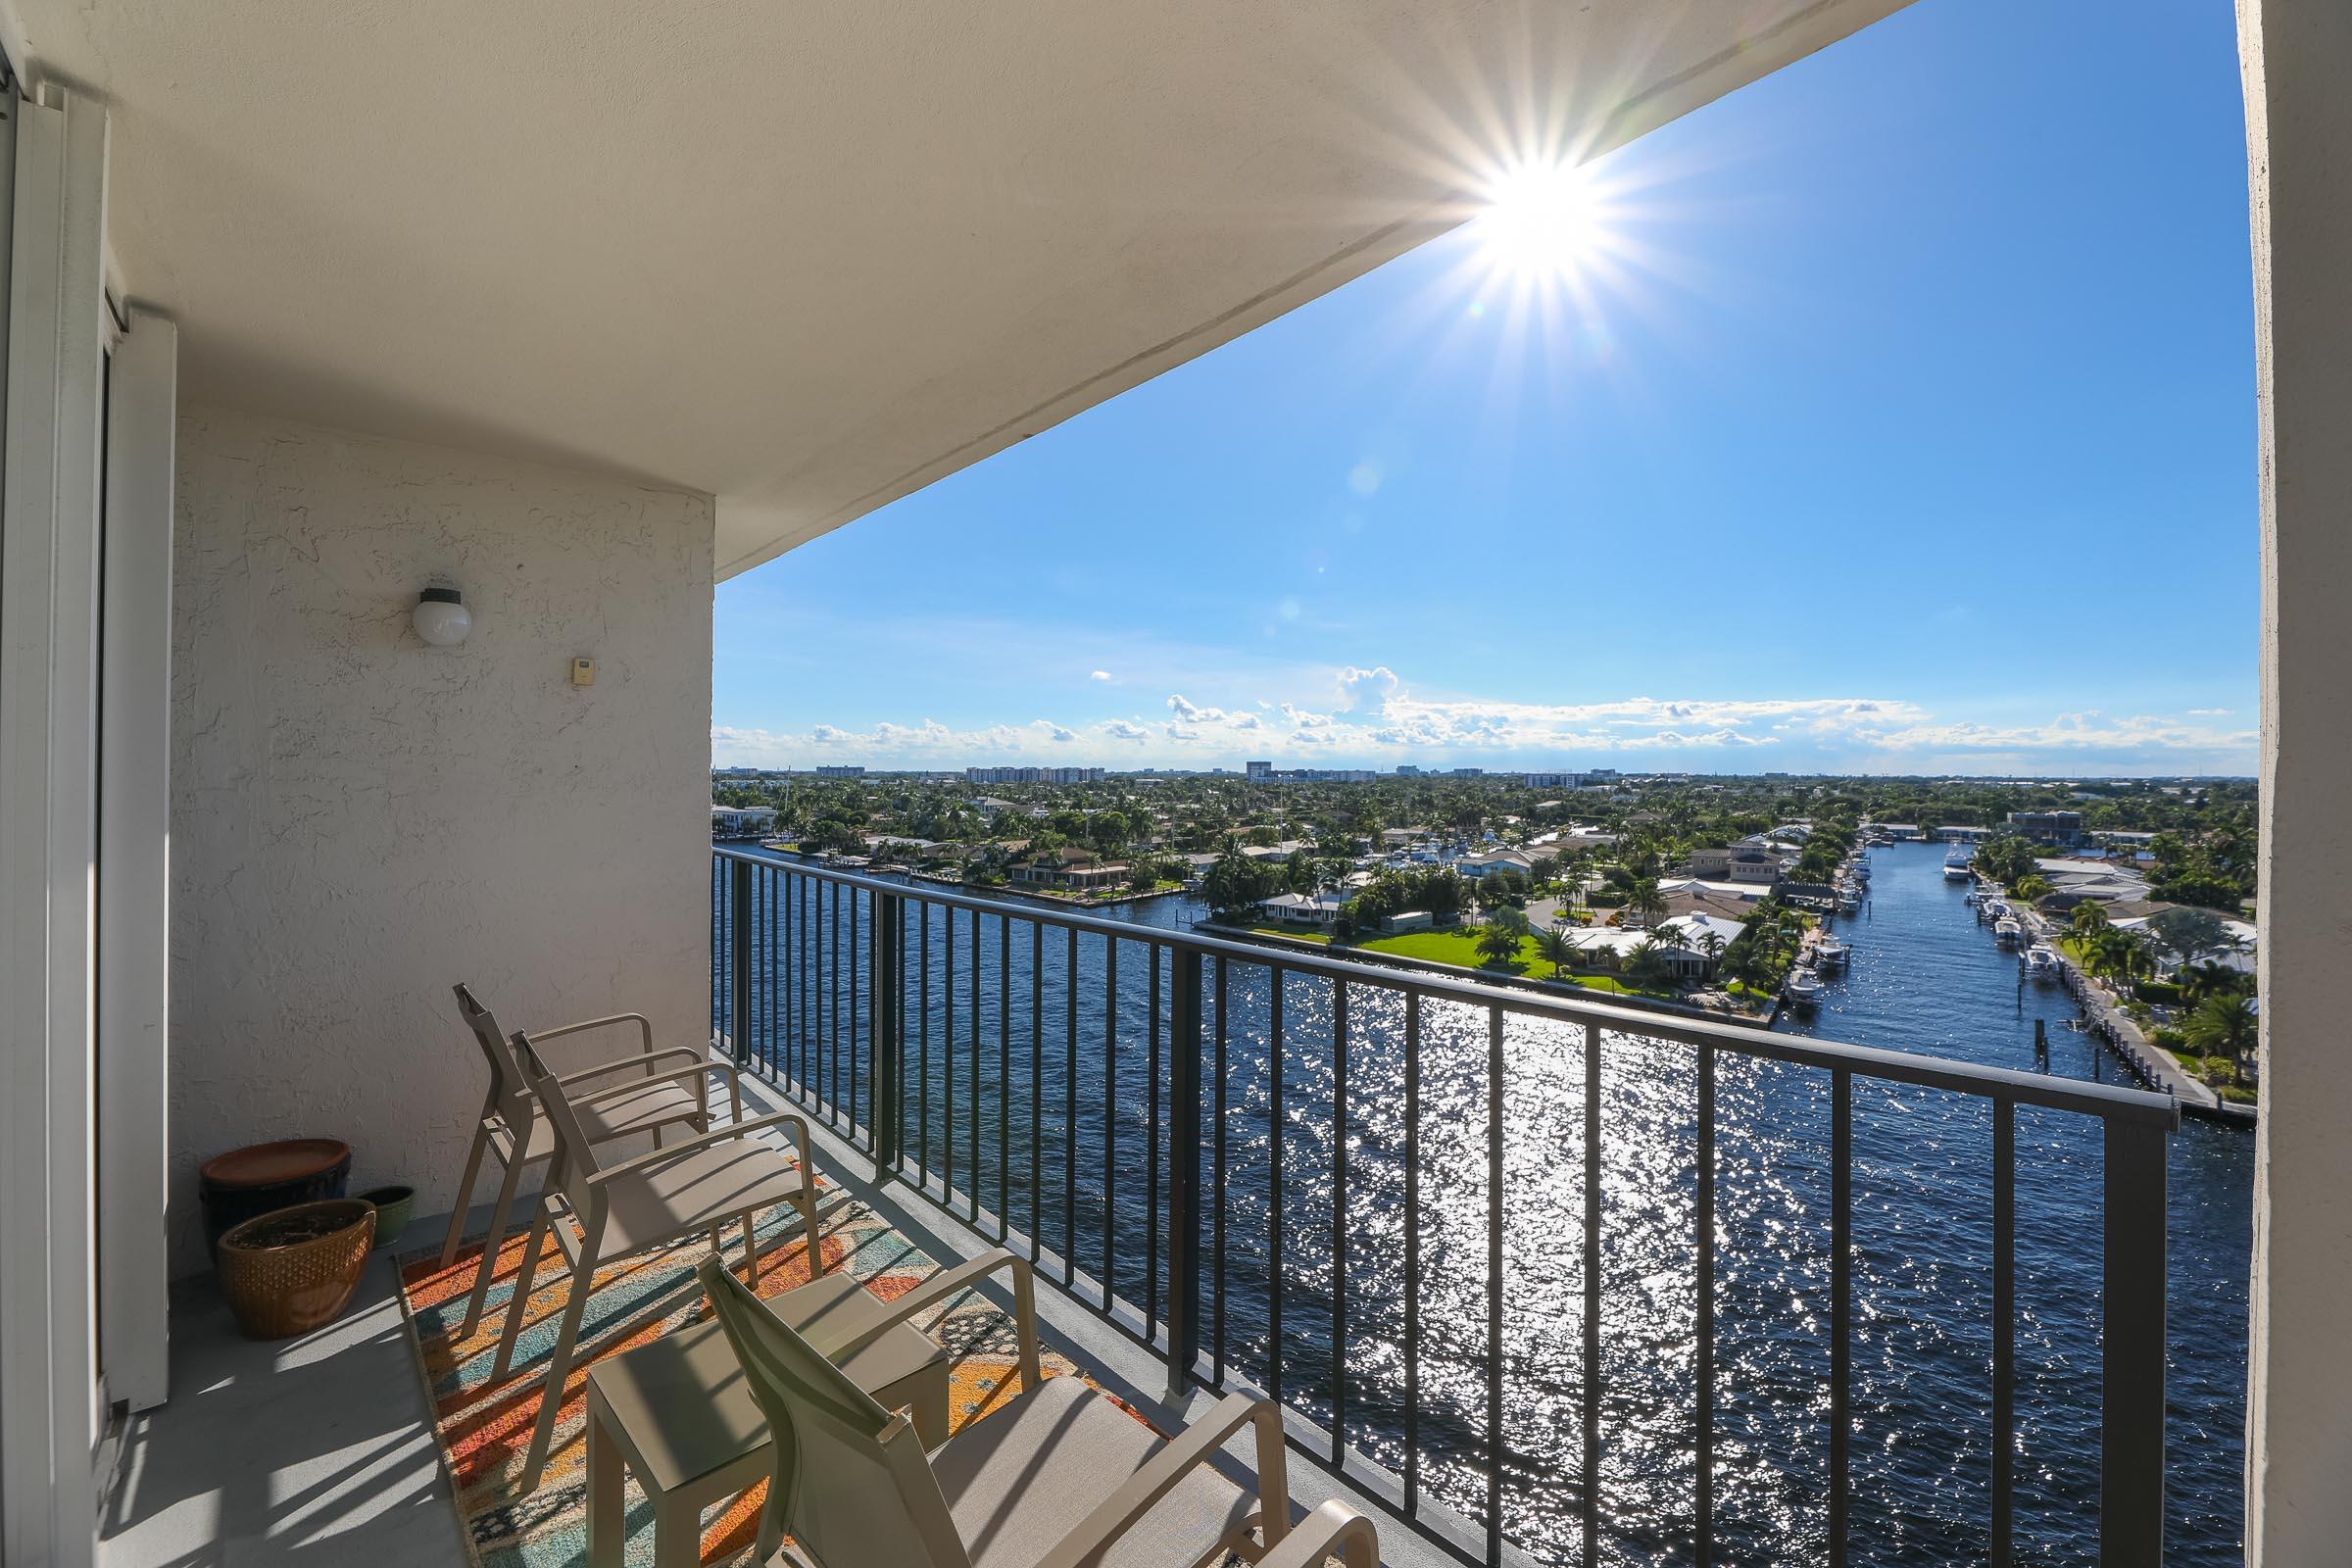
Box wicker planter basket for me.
[216,1199,375,1340]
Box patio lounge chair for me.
[495,1028,826,1493]
[696,1251,1383,1568]
[438,983,736,1336]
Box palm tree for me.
[2181,994,2258,1085]
[1534,922,1578,979]
[1629,877,1668,929]
[1476,915,1529,969]
[2180,961,2246,1007]
[1696,928,1727,974]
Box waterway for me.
[719,842,2249,1565]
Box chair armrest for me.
[1033,1392,1290,1568]
[529,1011,658,1056]
[585,1110,813,1185]
[816,1249,1040,1389]
[1254,1499,1378,1568]
[557,1047,711,1089]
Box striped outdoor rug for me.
[398,1188,1083,1567]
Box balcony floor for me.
[102,1254,466,1568]
[106,1066,1440,1567]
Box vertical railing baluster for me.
[1487,1004,1505,1567]
[1102,938,1119,1312]
[1064,926,1078,1289]
[1696,1041,1716,1568]
[1268,968,1285,1412]
[2100,1115,2169,1567]
[968,906,981,1225]
[729,858,753,1061]
[782,872,795,1088]
[1992,1099,2015,1568]
[1212,955,1229,1388]
[1030,921,1043,1264]
[860,893,870,1142]
[1831,1068,1851,1568]
[1403,990,1422,1518]
[1332,978,1350,1469]
[1148,946,1162,1333]
[1166,946,1203,1397]
[872,892,901,1178]
[945,907,956,1205]
[1583,1022,1601,1565]
[998,914,1010,1241]
[919,902,931,1189]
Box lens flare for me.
[1476,159,1608,283]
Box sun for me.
[1473,159,1609,284]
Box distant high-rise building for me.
[1246,760,1274,782]
[813,764,866,778]
[1396,764,1422,777]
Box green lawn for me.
[1356,930,1652,994]
[1246,925,1332,946]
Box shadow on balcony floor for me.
[101,1257,466,1568]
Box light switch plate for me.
[570,657,595,687]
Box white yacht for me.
[2026,944,2061,979]
[1815,935,1849,969]
[1943,851,1973,881]
[1994,916,2023,949]
[1784,965,1825,1004]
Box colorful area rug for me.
[398,1186,1084,1567]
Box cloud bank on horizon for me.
[711,664,2258,776]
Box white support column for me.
[0,86,111,1568]
[2240,2,2352,1562]
[97,307,176,1414]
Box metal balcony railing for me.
[711,848,2179,1567]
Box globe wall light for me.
[413,586,471,647]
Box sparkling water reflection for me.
[716,843,2248,1565]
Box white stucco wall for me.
[166,406,714,1276]
[2241,1,2352,1559]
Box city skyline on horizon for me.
[712,0,2258,781]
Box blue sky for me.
[714,0,2257,777]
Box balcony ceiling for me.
[14,0,1905,576]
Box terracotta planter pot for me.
[198,1138,352,1256]
[216,1199,375,1340]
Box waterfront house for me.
[5,5,2346,1568]
[710,804,777,837]
[1008,846,1131,891]
[1257,891,1348,929]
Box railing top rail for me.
[713,847,2180,1130]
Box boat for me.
[1942,852,1973,881]
[1994,917,2022,949]
[1836,884,1862,913]
[1784,965,1824,1004]
[1964,890,1983,906]
[2025,944,2061,979]
[1815,935,1849,969]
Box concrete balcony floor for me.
[104,1069,1435,1568]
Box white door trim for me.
[96,305,174,1414]
[0,84,110,1568]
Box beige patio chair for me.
[496,1027,826,1493]
[697,1251,1383,1568]
[438,983,732,1336]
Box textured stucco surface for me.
[2242,1,2352,1558]
[167,407,713,1276]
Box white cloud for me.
[1090,669,1112,682]
[1334,664,1400,719]
[715,669,2254,774]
